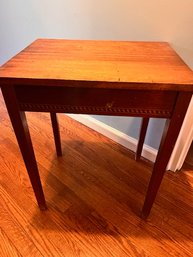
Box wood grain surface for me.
[0,90,193,257]
[0,39,193,91]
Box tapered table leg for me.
[50,112,62,156]
[141,92,192,219]
[1,85,47,210]
[135,118,149,160]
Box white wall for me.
[1,0,193,149]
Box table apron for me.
[15,85,178,118]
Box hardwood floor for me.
[0,90,193,257]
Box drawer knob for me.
[106,102,114,108]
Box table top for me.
[0,39,193,91]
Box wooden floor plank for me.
[0,90,193,257]
[0,228,22,257]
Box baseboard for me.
[67,114,157,163]
[167,96,193,171]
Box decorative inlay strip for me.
[19,103,171,117]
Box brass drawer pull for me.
[106,101,114,108]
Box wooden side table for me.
[0,39,193,218]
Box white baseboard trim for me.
[67,114,157,163]
[167,96,193,171]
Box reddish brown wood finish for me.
[1,85,47,210]
[142,92,192,218]
[0,39,193,91]
[135,118,150,160]
[0,39,193,218]
[50,112,62,157]
[15,86,177,118]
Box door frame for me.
[167,95,193,171]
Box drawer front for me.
[16,85,177,118]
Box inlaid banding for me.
[19,102,171,117]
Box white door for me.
[167,95,193,171]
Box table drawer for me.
[16,85,177,118]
